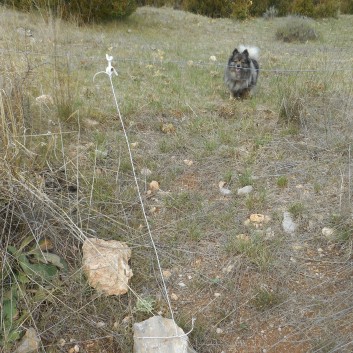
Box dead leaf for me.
[39,238,54,251]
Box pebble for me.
[282,212,297,234]
[220,187,232,195]
[237,185,253,195]
[162,270,172,279]
[322,227,335,240]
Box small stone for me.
[178,282,186,288]
[96,321,106,328]
[220,187,232,195]
[14,328,40,353]
[214,292,221,298]
[209,55,217,62]
[250,214,265,223]
[183,159,193,166]
[282,212,297,234]
[216,328,223,334]
[322,227,335,240]
[171,293,179,301]
[222,264,234,273]
[149,180,160,192]
[237,185,253,195]
[58,338,66,347]
[74,345,80,352]
[113,322,119,329]
[162,270,172,279]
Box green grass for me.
[1,5,353,353]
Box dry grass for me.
[1,5,353,353]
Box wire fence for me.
[1,46,353,74]
[2,38,353,352]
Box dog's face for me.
[227,48,251,79]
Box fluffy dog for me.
[224,45,260,99]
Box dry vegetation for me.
[1,5,353,353]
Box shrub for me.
[340,0,353,14]
[249,0,270,16]
[4,0,137,23]
[313,0,339,18]
[136,0,177,6]
[181,0,233,18]
[291,0,314,17]
[276,16,318,42]
[250,0,292,16]
[231,0,252,20]
[263,5,278,20]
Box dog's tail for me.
[239,45,260,61]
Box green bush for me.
[291,0,314,17]
[181,0,253,19]
[250,0,291,16]
[4,0,137,23]
[313,0,339,18]
[276,16,318,42]
[136,0,177,6]
[231,0,252,20]
[182,0,233,18]
[340,0,353,14]
[263,5,278,20]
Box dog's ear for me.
[232,48,239,56]
[242,49,249,57]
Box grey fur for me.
[224,46,260,99]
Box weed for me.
[226,233,274,270]
[263,6,278,20]
[277,176,288,188]
[134,296,155,314]
[288,202,305,219]
[164,191,201,213]
[223,170,233,184]
[252,286,283,311]
[276,16,319,42]
[238,169,253,187]
[245,189,267,212]
[329,213,353,242]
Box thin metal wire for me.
[94,55,175,322]
[1,47,353,73]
